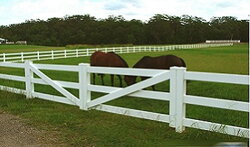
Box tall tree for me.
[0,14,248,46]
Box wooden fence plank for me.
[185,71,249,85]
[184,95,249,112]
[0,73,25,82]
[33,92,77,106]
[94,104,170,123]
[183,118,249,138]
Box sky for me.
[0,0,249,25]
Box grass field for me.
[0,44,136,53]
[65,44,133,49]
[0,45,65,53]
[0,44,249,146]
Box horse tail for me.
[179,58,186,67]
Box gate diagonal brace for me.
[87,71,170,108]
[29,63,79,105]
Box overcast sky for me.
[0,0,249,25]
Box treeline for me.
[0,14,248,46]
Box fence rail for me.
[0,60,248,138]
[0,43,233,62]
[206,40,240,43]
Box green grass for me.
[0,44,133,53]
[0,44,249,146]
[0,45,65,53]
[65,44,133,49]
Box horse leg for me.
[152,85,156,91]
[100,74,105,85]
[92,73,96,85]
[118,75,122,87]
[110,74,114,86]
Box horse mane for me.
[108,52,129,67]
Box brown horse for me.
[124,55,186,90]
[90,51,128,87]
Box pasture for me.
[0,45,65,53]
[0,44,248,146]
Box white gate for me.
[87,70,170,108]
[22,61,79,106]
[81,64,173,124]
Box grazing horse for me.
[90,51,128,87]
[124,55,186,90]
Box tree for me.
[0,14,248,46]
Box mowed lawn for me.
[0,45,65,53]
[0,44,249,146]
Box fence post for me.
[169,67,186,132]
[21,52,24,62]
[37,51,40,60]
[76,49,79,57]
[3,53,5,62]
[51,50,54,59]
[86,49,89,56]
[79,63,91,110]
[169,67,177,128]
[64,50,67,58]
[175,67,186,132]
[25,60,34,99]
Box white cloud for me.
[0,0,249,25]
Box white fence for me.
[0,43,233,62]
[0,61,248,138]
[206,40,240,43]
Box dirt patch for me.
[0,112,65,147]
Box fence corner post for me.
[79,63,91,110]
[25,60,34,99]
[169,66,186,132]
